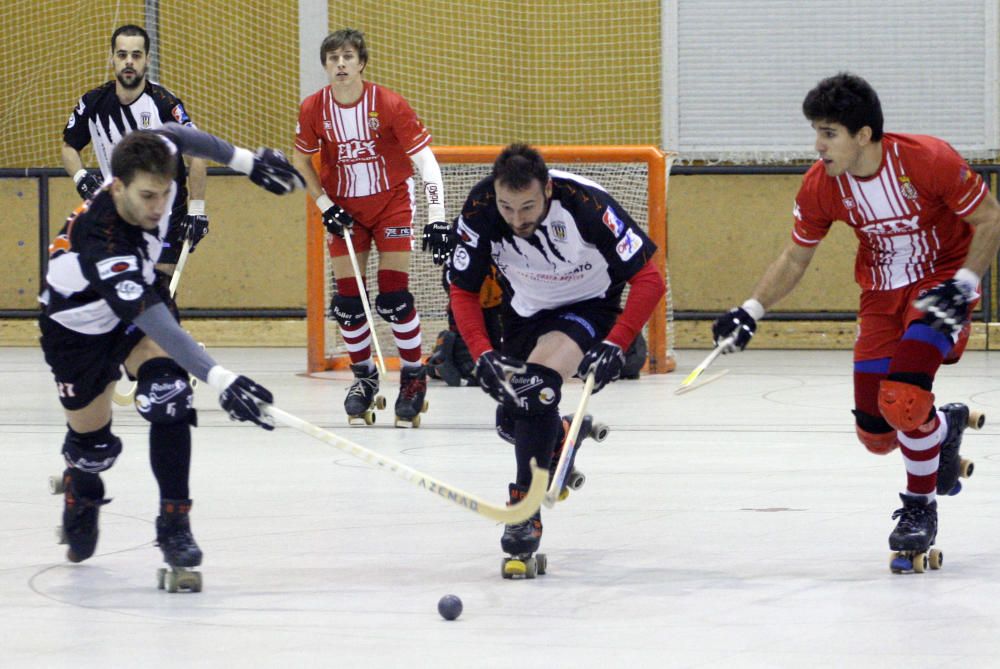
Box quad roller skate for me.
[888,493,942,574]
[345,363,386,426]
[550,413,610,501]
[50,468,111,563]
[936,403,985,496]
[501,483,546,579]
[156,499,203,593]
[394,364,429,428]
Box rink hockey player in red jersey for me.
[712,73,1000,573]
[447,144,665,577]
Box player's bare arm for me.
[958,193,1000,278]
[751,239,818,310]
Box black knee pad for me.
[375,290,415,324]
[508,363,562,417]
[496,405,516,445]
[331,294,367,328]
[135,358,195,425]
[63,423,122,473]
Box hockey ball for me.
[437,594,463,621]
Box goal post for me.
[306,145,677,374]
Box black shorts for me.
[158,207,188,265]
[38,315,146,410]
[501,298,619,361]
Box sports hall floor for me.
[3,346,1000,668]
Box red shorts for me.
[855,273,977,363]
[327,179,415,257]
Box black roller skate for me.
[889,493,942,574]
[51,468,110,563]
[501,483,546,579]
[549,414,610,501]
[394,364,429,428]
[156,499,203,593]
[936,403,985,496]
[345,363,385,426]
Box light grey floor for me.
[3,346,1000,668]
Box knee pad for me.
[331,294,367,328]
[878,380,935,432]
[375,290,415,323]
[853,412,900,454]
[135,358,195,425]
[63,423,122,473]
[507,363,562,417]
[496,405,516,445]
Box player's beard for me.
[116,66,147,91]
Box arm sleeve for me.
[132,304,218,382]
[63,95,91,150]
[389,93,432,156]
[576,188,657,284]
[410,146,445,222]
[933,142,988,218]
[294,97,320,154]
[791,168,834,247]
[449,284,494,360]
[604,260,665,349]
[156,122,237,166]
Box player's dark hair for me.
[111,24,150,53]
[492,143,549,191]
[321,28,368,68]
[111,132,176,185]
[802,72,884,141]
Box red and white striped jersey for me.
[295,81,432,199]
[792,133,987,290]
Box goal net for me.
[306,146,677,374]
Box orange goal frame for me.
[306,145,674,374]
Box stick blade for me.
[673,369,730,395]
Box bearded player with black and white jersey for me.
[39,123,303,588]
[61,24,209,276]
[445,144,665,572]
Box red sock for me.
[897,413,944,496]
[336,277,371,365]
[378,270,422,366]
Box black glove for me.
[179,212,209,252]
[219,376,275,430]
[577,341,625,393]
[321,202,354,238]
[914,278,975,336]
[249,148,305,195]
[75,172,102,201]
[422,220,454,265]
[712,307,757,352]
[474,350,526,404]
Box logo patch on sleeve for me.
[115,280,144,301]
[96,255,139,280]
[452,246,471,271]
[603,207,625,237]
[615,229,644,261]
[456,218,479,247]
[171,103,191,124]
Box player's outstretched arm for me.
[412,147,448,262]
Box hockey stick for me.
[113,239,193,406]
[343,228,388,377]
[266,405,547,523]
[544,373,595,508]
[673,334,734,395]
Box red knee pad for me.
[878,380,934,432]
[855,425,899,455]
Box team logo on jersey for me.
[452,246,471,271]
[48,234,72,258]
[384,226,411,239]
[859,215,919,234]
[842,197,856,209]
[898,176,918,200]
[602,207,625,236]
[171,103,191,124]
[96,255,139,280]
[140,111,152,128]
[550,221,567,241]
[115,279,143,301]
[66,111,76,129]
[615,229,644,261]
[456,219,479,247]
[323,120,332,130]
[338,139,377,161]
[368,112,380,131]
[960,166,974,183]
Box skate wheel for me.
[913,552,927,573]
[558,488,570,502]
[56,526,67,544]
[503,558,529,578]
[375,395,387,410]
[536,553,547,575]
[929,548,943,570]
[591,422,610,442]
[960,458,974,479]
[422,400,429,413]
[48,475,65,495]
[567,471,586,491]
[365,411,376,425]
[157,568,166,590]
[524,557,538,579]
[968,410,986,429]
[889,552,911,573]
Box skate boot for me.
[888,493,942,574]
[156,499,203,593]
[936,403,985,496]
[394,364,429,428]
[345,363,385,426]
[52,468,111,563]
[549,414,611,501]
[501,483,546,579]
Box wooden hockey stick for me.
[673,334,735,395]
[267,406,547,523]
[544,373,595,508]
[113,239,193,406]
[343,228,387,377]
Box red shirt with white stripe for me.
[792,133,987,291]
[295,81,432,199]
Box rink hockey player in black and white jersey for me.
[39,123,303,590]
[61,24,209,274]
[443,144,665,576]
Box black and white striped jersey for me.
[450,170,657,317]
[63,80,195,205]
